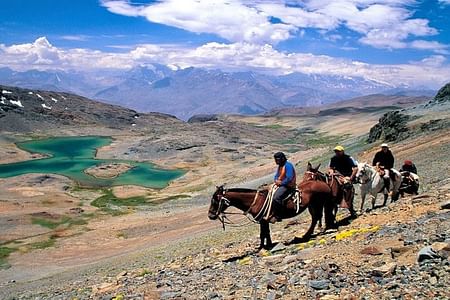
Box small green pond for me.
[0,136,185,188]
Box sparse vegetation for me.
[32,215,89,229]
[92,189,150,208]
[0,247,16,267]
[30,236,56,249]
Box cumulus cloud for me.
[101,0,442,51]
[0,37,63,66]
[102,0,295,44]
[1,37,449,89]
[0,37,133,70]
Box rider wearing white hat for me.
[372,143,395,193]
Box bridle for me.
[211,188,255,230]
[357,165,372,184]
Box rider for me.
[372,143,395,194]
[400,160,417,175]
[399,160,419,195]
[328,145,358,217]
[328,145,358,181]
[268,152,296,222]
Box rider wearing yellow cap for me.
[328,145,358,180]
[328,145,358,217]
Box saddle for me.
[330,173,353,209]
[260,185,302,223]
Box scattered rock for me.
[371,263,397,277]
[69,207,84,214]
[309,279,331,290]
[440,201,450,210]
[417,246,440,262]
[360,246,384,255]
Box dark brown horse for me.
[304,162,357,220]
[208,180,334,249]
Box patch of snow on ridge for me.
[51,97,58,103]
[10,99,23,107]
[2,90,12,94]
[1,96,6,104]
[41,103,52,110]
[28,91,33,95]
[36,94,44,100]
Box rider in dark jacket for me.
[328,145,358,180]
[372,143,394,170]
[372,143,395,193]
[328,145,358,217]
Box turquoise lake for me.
[0,136,185,188]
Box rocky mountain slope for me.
[367,82,450,143]
[0,66,435,120]
[0,85,180,133]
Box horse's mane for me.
[226,188,257,193]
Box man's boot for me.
[267,200,283,223]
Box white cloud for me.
[438,0,450,4]
[0,37,63,66]
[0,37,133,70]
[360,18,438,49]
[410,40,449,53]
[100,0,141,17]
[101,0,442,51]
[102,0,295,44]
[60,35,90,42]
[1,37,449,89]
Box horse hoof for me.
[289,236,310,244]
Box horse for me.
[208,181,334,250]
[399,171,420,196]
[355,162,401,212]
[303,162,357,222]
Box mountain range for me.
[0,65,436,120]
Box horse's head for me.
[356,163,372,184]
[208,185,229,220]
[303,162,322,181]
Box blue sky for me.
[0,0,449,88]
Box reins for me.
[215,192,258,230]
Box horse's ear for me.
[316,163,321,170]
[307,162,312,170]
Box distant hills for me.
[0,85,179,133]
[0,65,436,120]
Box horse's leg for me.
[303,204,320,240]
[391,178,401,202]
[318,208,323,229]
[360,190,366,212]
[371,191,377,209]
[348,186,357,218]
[324,198,336,230]
[382,190,388,206]
[259,220,272,249]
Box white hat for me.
[381,143,389,148]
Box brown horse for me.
[304,162,357,220]
[208,180,334,249]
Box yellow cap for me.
[334,145,345,152]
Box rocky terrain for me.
[3,129,449,300]
[0,83,448,299]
